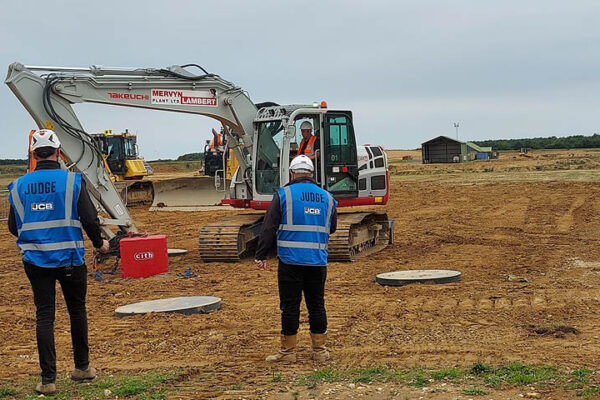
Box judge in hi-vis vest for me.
[255,155,337,363]
[8,129,109,396]
[296,121,319,160]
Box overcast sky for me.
[1,0,599,159]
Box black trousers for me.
[24,261,89,383]
[278,260,327,335]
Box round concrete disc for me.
[167,248,188,257]
[376,270,461,286]
[115,296,221,317]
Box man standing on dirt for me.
[255,154,337,363]
[7,129,109,395]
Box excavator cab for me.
[321,111,358,198]
[253,106,359,200]
[91,130,148,180]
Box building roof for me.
[422,135,463,145]
[466,142,492,153]
[422,136,493,152]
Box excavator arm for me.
[5,62,258,238]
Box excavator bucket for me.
[115,181,154,206]
[150,176,227,211]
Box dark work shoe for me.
[35,382,56,395]
[71,366,97,381]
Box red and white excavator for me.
[6,63,392,261]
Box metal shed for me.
[422,136,465,163]
[466,142,495,161]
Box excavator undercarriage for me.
[198,211,392,262]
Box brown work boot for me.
[265,334,297,362]
[311,333,330,362]
[35,382,56,395]
[71,366,98,381]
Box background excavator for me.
[29,128,154,205]
[7,62,392,262]
[28,126,234,210]
[90,129,154,205]
[148,128,233,211]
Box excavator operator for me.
[210,130,224,152]
[296,121,319,160]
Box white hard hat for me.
[31,129,61,151]
[290,155,314,172]
[300,121,312,130]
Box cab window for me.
[255,121,284,194]
[326,116,356,166]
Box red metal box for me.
[120,235,168,278]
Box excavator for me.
[6,62,392,262]
[92,129,226,210]
[204,128,225,176]
[27,127,223,209]
[90,129,154,205]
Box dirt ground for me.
[2,149,600,399]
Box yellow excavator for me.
[90,129,154,205]
[28,127,234,208]
[28,128,153,205]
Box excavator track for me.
[328,212,393,262]
[198,214,264,261]
[198,211,392,263]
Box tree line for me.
[0,159,27,165]
[176,152,204,161]
[473,134,600,150]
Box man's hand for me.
[255,259,267,271]
[98,239,110,254]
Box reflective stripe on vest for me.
[210,134,223,149]
[20,219,82,232]
[9,182,25,224]
[297,135,317,155]
[19,240,86,251]
[277,240,328,250]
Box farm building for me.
[465,142,496,161]
[422,136,496,163]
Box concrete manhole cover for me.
[115,296,221,317]
[167,248,188,257]
[376,270,461,286]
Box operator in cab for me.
[210,129,224,152]
[255,155,337,363]
[297,121,319,160]
[7,129,109,396]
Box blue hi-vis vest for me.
[276,182,337,266]
[8,170,85,267]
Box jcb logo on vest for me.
[304,207,321,215]
[134,251,154,261]
[31,202,54,211]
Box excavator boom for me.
[5,63,257,237]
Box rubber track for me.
[198,214,264,261]
[198,211,391,262]
[328,212,391,262]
